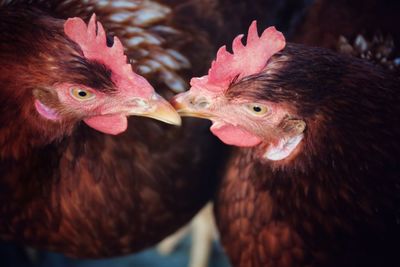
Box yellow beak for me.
[170,92,213,120]
[142,96,182,126]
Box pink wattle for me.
[210,123,261,147]
[84,114,128,135]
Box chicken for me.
[0,0,227,258]
[290,0,400,74]
[172,22,400,267]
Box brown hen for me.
[173,22,400,267]
[0,0,229,258]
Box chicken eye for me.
[70,88,95,101]
[246,103,268,116]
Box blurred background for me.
[0,238,231,267]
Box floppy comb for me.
[191,21,285,92]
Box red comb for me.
[64,14,152,96]
[191,21,285,92]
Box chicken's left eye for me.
[71,88,95,101]
[246,103,269,116]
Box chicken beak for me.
[170,92,212,120]
[139,94,182,126]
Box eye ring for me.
[245,103,269,116]
[70,88,96,101]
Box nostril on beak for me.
[130,98,149,108]
[189,97,196,106]
[191,97,210,109]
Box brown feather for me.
[0,0,231,257]
[215,44,400,267]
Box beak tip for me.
[169,114,182,126]
[160,102,182,126]
[144,98,183,126]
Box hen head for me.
[172,21,306,161]
[3,13,180,137]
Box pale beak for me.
[140,95,182,126]
[170,92,213,120]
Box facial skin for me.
[32,14,181,136]
[171,76,306,161]
[34,80,181,135]
[170,22,306,161]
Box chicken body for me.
[1,119,223,258]
[0,0,227,257]
[173,33,400,267]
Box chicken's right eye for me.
[70,88,95,101]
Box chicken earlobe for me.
[264,118,306,161]
[34,100,61,121]
[264,133,303,161]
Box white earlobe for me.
[264,134,303,161]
